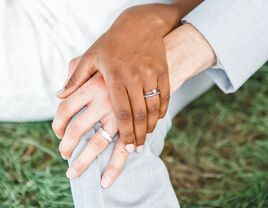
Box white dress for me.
[0,0,170,121]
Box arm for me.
[171,0,268,93]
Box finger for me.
[126,82,147,152]
[106,80,135,153]
[144,82,160,134]
[52,80,95,138]
[59,103,109,159]
[100,139,129,188]
[56,54,96,99]
[66,56,82,82]
[66,113,117,179]
[158,70,170,119]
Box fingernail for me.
[136,145,144,153]
[56,88,65,96]
[101,176,112,188]
[61,154,68,160]
[125,144,134,153]
[66,167,78,179]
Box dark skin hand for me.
[55,2,203,152]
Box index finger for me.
[57,54,96,99]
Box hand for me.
[52,22,216,188]
[56,4,184,152]
[52,61,131,188]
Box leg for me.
[69,72,213,208]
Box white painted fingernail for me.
[66,167,78,179]
[56,88,65,96]
[125,144,134,153]
[101,176,112,188]
[136,145,144,153]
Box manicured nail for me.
[101,176,112,188]
[136,145,144,153]
[125,144,134,153]
[66,167,78,179]
[56,88,65,96]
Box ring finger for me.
[66,113,117,179]
[144,82,160,133]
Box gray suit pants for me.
[69,73,213,208]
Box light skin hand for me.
[53,59,129,187]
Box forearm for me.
[165,23,216,93]
[110,0,203,37]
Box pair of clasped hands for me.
[52,2,207,188]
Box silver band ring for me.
[144,89,160,99]
[98,127,113,143]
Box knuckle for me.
[107,165,120,178]
[114,142,129,156]
[122,131,135,141]
[91,137,107,150]
[144,68,155,77]
[73,159,87,172]
[159,66,166,74]
[131,72,140,84]
[67,123,81,138]
[58,101,70,116]
[134,110,146,123]
[148,103,160,115]
[59,143,71,158]
[117,110,131,121]
[118,148,128,157]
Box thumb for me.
[56,55,96,99]
[66,56,82,83]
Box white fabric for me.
[0,0,171,121]
[182,0,268,93]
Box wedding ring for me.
[144,89,160,98]
[98,127,113,143]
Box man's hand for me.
[53,69,130,188]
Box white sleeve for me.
[182,0,268,93]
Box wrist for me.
[110,4,181,37]
[165,23,216,93]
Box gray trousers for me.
[68,73,213,208]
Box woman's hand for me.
[56,4,184,152]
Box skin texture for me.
[52,23,216,188]
[55,2,203,151]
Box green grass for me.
[1,64,268,208]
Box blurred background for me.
[1,63,267,208]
